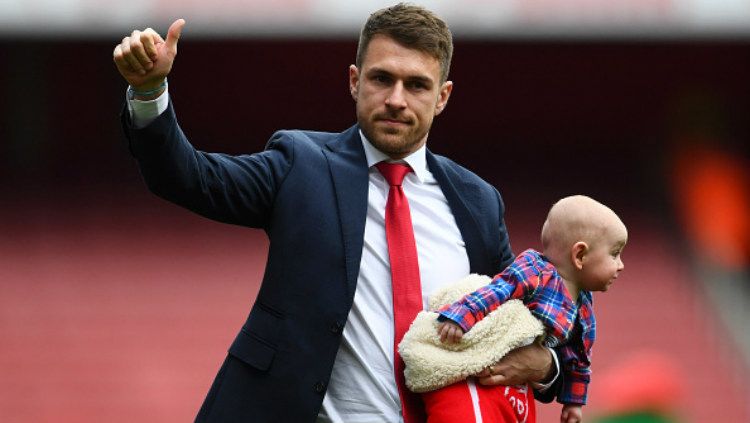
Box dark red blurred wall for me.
[1,38,748,213]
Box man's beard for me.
[360,116,428,159]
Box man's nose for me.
[385,82,407,109]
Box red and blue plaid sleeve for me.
[558,292,596,405]
[557,342,591,405]
[437,249,542,332]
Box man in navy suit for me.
[114,3,559,422]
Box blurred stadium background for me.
[1,0,748,422]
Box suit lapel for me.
[323,126,369,298]
[321,133,493,294]
[426,151,492,275]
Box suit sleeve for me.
[494,188,514,271]
[121,101,293,229]
[533,355,564,404]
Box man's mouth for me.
[376,115,410,126]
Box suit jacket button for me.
[314,381,327,394]
[330,322,343,334]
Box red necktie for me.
[376,162,425,423]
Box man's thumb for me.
[165,18,185,51]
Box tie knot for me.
[376,162,412,187]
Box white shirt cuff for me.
[126,84,170,129]
[531,347,560,392]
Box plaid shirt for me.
[438,249,595,405]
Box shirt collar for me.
[359,129,428,183]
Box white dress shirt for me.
[316,132,470,423]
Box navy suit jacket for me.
[123,102,519,422]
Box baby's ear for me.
[571,242,588,270]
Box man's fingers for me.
[140,29,161,61]
[475,365,526,386]
[475,367,491,378]
[113,44,133,73]
[120,37,147,75]
[164,18,186,52]
[144,28,165,44]
[476,373,509,386]
[129,30,154,71]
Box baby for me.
[409,195,627,423]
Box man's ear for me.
[349,64,360,101]
[572,241,588,270]
[435,80,453,116]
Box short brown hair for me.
[356,3,453,83]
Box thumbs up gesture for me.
[113,19,185,98]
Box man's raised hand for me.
[113,19,185,97]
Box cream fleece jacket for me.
[398,274,545,393]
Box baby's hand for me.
[438,321,464,344]
[561,404,583,423]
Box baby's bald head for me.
[541,195,627,256]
